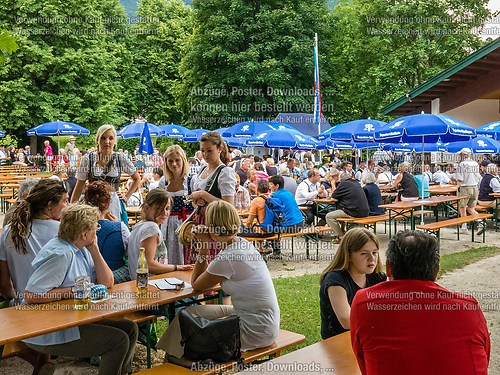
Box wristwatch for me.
[196,255,206,264]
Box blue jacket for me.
[272,188,304,227]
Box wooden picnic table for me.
[425,184,458,195]
[379,195,465,237]
[0,271,220,355]
[236,331,360,375]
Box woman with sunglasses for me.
[128,189,193,278]
[71,124,141,223]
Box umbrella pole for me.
[421,136,425,225]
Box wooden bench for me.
[416,213,493,243]
[241,225,332,259]
[133,329,306,375]
[1,311,158,368]
[336,210,434,234]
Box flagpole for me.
[313,33,322,136]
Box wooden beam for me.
[440,69,500,113]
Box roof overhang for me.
[382,38,500,116]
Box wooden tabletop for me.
[0,271,218,346]
[425,184,459,195]
[309,197,337,204]
[237,332,360,375]
[379,195,464,210]
[126,206,142,214]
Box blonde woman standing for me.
[71,124,141,221]
[161,145,194,265]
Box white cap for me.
[458,147,472,155]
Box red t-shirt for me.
[350,280,490,375]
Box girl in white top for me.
[128,189,193,279]
[0,179,68,305]
[157,200,280,360]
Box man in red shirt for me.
[350,230,490,375]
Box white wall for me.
[444,99,500,127]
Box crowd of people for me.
[0,126,494,374]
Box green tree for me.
[123,0,193,125]
[328,0,490,119]
[176,0,333,130]
[0,0,129,142]
[0,27,18,64]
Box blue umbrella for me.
[375,113,475,220]
[222,121,276,138]
[374,114,475,143]
[214,127,228,135]
[318,119,386,142]
[222,120,297,138]
[0,130,5,138]
[317,139,355,150]
[138,121,154,155]
[476,121,500,140]
[159,124,197,141]
[245,129,319,150]
[224,136,247,148]
[191,128,210,141]
[383,141,446,153]
[117,122,162,139]
[445,136,500,154]
[27,120,90,136]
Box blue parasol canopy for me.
[374,114,475,143]
[476,121,500,140]
[117,122,162,139]
[318,119,386,142]
[445,136,500,154]
[27,121,90,136]
[159,124,197,141]
[245,129,319,150]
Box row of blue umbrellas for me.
[14,115,500,155]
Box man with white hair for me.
[456,148,481,233]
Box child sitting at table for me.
[128,189,193,279]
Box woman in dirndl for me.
[188,131,236,263]
[161,145,194,265]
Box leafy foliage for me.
[327,0,490,120]
[0,28,18,64]
[123,0,193,125]
[176,0,333,130]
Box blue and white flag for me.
[138,121,154,155]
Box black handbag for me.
[179,309,242,363]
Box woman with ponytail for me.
[188,131,236,264]
[0,179,69,305]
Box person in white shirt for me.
[455,148,481,233]
[432,166,451,185]
[295,168,328,225]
